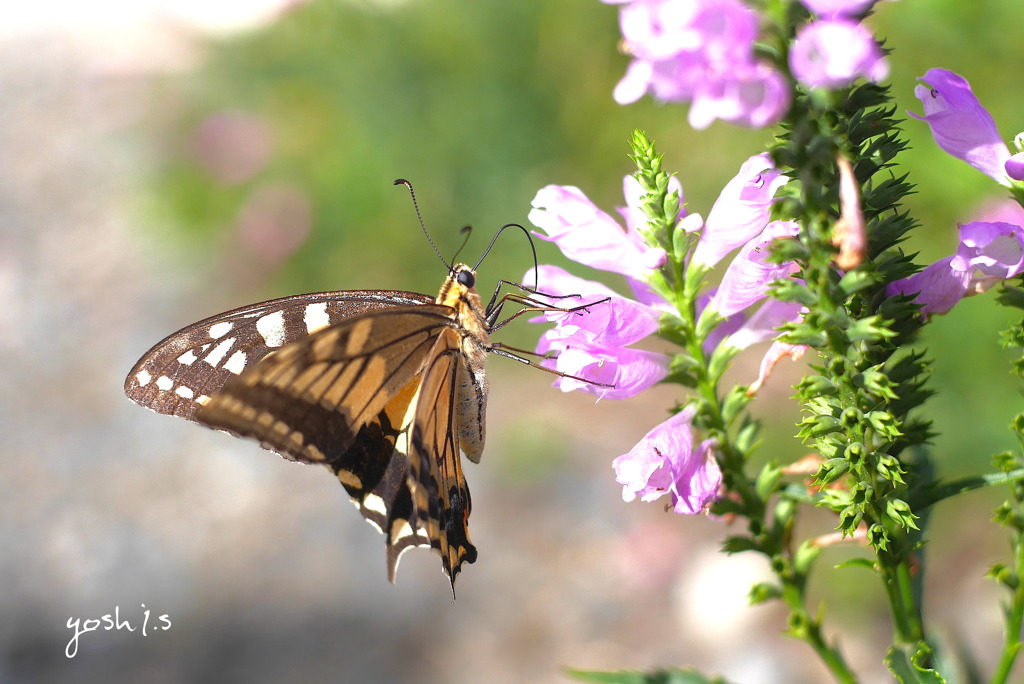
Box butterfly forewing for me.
[124,290,433,421]
[194,305,456,464]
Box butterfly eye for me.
[457,270,476,288]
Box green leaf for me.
[835,557,877,572]
[793,540,822,575]
[721,535,763,554]
[884,643,946,684]
[837,268,879,297]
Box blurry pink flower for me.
[790,19,888,90]
[236,183,311,265]
[608,0,790,129]
[193,111,273,185]
[799,0,881,18]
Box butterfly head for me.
[438,263,481,308]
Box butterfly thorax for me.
[437,264,490,464]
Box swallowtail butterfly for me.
[124,181,600,592]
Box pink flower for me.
[704,220,802,318]
[529,183,667,279]
[910,69,1011,186]
[693,153,789,268]
[799,0,882,18]
[612,405,722,514]
[724,298,806,351]
[531,266,670,399]
[888,221,1024,316]
[790,19,889,90]
[608,0,791,129]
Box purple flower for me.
[888,221,1024,316]
[609,0,790,129]
[911,69,1012,186]
[612,405,722,514]
[532,265,662,346]
[1006,153,1024,181]
[529,183,667,280]
[693,153,789,268]
[704,220,801,319]
[790,19,889,90]
[531,265,670,399]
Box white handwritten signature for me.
[65,604,172,658]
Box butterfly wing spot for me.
[335,467,362,489]
[135,369,152,386]
[208,321,234,339]
[363,493,387,516]
[255,311,287,348]
[175,386,195,399]
[156,376,173,391]
[176,350,198,366]
[224,350,247,375]
[304,302,331,334]
[390,518,417,544]
[203,337,236,367]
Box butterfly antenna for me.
[473,223,540,290]
[449,225,474,265]
[394,179,452,272]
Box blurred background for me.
[2,1,1023,682]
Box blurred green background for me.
[3,0,1022,682]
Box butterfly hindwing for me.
[326,383,433,581]
[407,328,478,583]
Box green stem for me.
[780,575,858,683]
[910,468,1024,510]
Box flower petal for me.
[693,153,789,268]
[790,19,889,89]
[705,220,801,318]
[529,185,667,278]
[724,298,806,350]
[612,405,722,514]
[544,342,669,400]
[910,69,1011,186]
[887,256,969,316]
[529,265,663,347]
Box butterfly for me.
[124,180,603,593]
